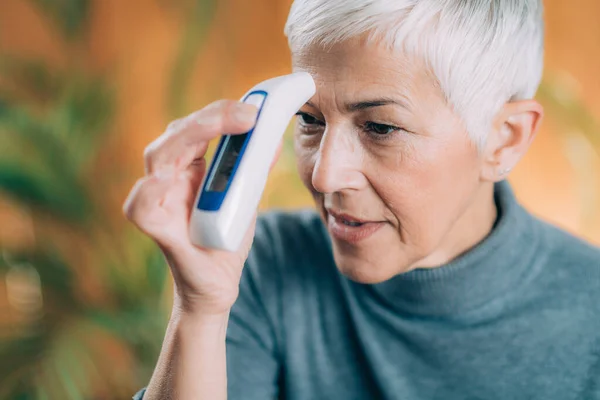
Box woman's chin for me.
[332,249,411,284]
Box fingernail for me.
[232,103,257,124]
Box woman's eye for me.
[364,121,399,136]
[296,112,324,127]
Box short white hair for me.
[284,0,544,147]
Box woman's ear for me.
[481,99,544,182]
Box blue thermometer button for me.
[197,91,267,211]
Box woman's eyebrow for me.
[345,98,409,112]
[303,97,410,112]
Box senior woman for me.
[126,0,600,399]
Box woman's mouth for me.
[326,211,384,244]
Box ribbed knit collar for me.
[365,181,542,317]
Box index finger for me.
[144,100,258,175]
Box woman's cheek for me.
[365,146,430,229]
[294,135,319,188]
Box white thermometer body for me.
[189,72,316,251]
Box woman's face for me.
[292,38,498,283]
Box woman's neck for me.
[413,181,498,270]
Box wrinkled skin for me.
[292,37,542,283]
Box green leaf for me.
[0,330,50,391]
[28,0,91,40]
[0,250,82,399]
[0,58,61,105]
[86,307,166,371]
[1,248,78,309]
[0,67,116,173]
[0,163,90,224]
[51,78,115,168]
[55,352,84,400]
[168,0,218,117]
[0,102,86,206]
[145,247,168,295]
[95,234,167,310]
[0,376,37,400]
[0,102,68,170]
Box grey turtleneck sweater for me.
[135,182,600,399]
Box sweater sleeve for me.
[225,214,283,399]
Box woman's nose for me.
[311,130,365,194]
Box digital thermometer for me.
[189,72,316,251]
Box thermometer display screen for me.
[205,133,249,192]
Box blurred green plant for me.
[0,0,210,399]
[29,0,91,40]
[168,0,219,117]
[0,0,599,399]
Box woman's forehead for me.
[293,39,413,76]
[291,40,439,108]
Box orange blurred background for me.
[1,0,599,241]
[0,1,598,399]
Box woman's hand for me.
[123,99,264,316]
